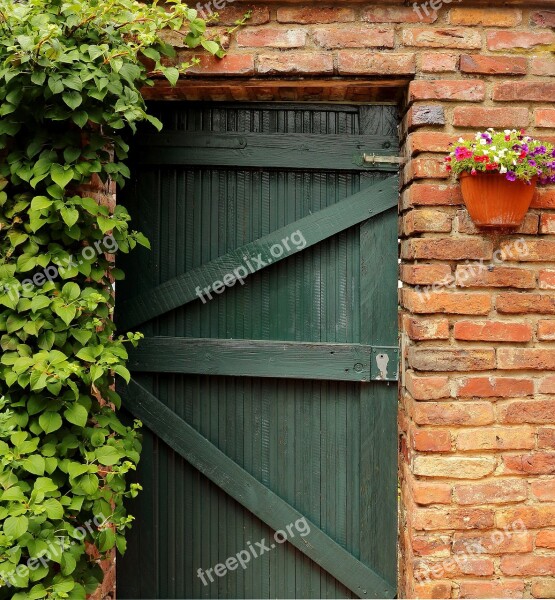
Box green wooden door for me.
[116,103,399,600]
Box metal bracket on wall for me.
[370,346,399,382]
[363,153,405,166]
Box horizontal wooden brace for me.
[133,132,400,171]
[121,379,396,599]
[127,337,399,382]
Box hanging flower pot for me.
[446,129,555,229]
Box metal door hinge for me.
[363,153,405,166]
[370,347,399,382]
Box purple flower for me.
[528,159,537,167]
[532,146,546,156]
[506,171,517,182]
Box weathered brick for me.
[414,556,494,578]
[531,56,555,77]
[499,400,555,425]
[413,481,452,505]
[276,7,355,24]
[403,28,482,50]
[409,80,485,102]
[403,183,462,208]
[454,479,528,505]
[494,81,555,102]
[404,238,493,260]
[413,507,494,531]
[257,53,333,75]
[538,320,555,340]
[450,8,521,27]
[403,157,448,182]
[459,580,525,599]
[497,293,555,315]
[457,427,535,451]
[501,240,555,262]
[532,186,555,209]
[313,25,394,49]
[403,289,491,315]
[453,531,532,554]
[538,269,555,290]
[414,580,452,599]
[501,555,555,577]
[407,132,460,155]
[402,106,447,134]
[413,401,494,427]
[412,534,451,557]
[453,106,529,129]
[211,6,270,26]
[413,456,496,479]
[454,321,532,343]
[421,53,459,73]
[237,27,307,48]
[410,348,495,372]
[458,377,533,398]
[496,504,555,529]
[498,348,555,370]
[539,427,555,448]
[460,54,527,76]
[532,480,555,502]
[531,11,555,27]
[457,210,538,235]
[540,214,555,233]
[531,578,555,600]
[540,376,555,393]
[187,54,255,75]
[455,265,536,289]
[363,6,438,24]
[487,31,555,51]
[401,264,452,286]
[503,452,555,475]
[412,429,452,452]
[406,372,451,400]
[405,316,450,341]
[337,52,415,75]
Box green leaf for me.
[48,77,64,95]
[62,282,80,301]
[164,67,180,86]
[78,473,98,495]
[201,39,220,55]
[60,552,77,576]
[53,303,77,326]
[98,528,116,551]
[39,411,62,434]
[60,206,79,228]
[3,515,28,539]
[31,71,47,86]
[62,91,82,110]
[51,164,74,189]
[64,403,88,428]
[43,498,64,519]
[22,454,45,476]
[95,445,123,466]
[31,196,53,211]
[31,295,51,312]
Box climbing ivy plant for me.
[0,1,229,597]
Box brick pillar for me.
[399,7,555,598]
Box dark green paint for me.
[122,379,396,599]
[117,102,399,600]
[116,174,398,332]
[127,337,399,382]
[133,132,399,171]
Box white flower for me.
[500,166,507,174]
[504,130,512,135]
[479,139,487,145]
[458,138,465,143]
[493,156,501,163]
[490,146,497,152]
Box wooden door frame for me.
[118,92,405,596]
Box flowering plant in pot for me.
[446,129,555,228]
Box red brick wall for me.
[147,2,555,598]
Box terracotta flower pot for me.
[459,172,537,229]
